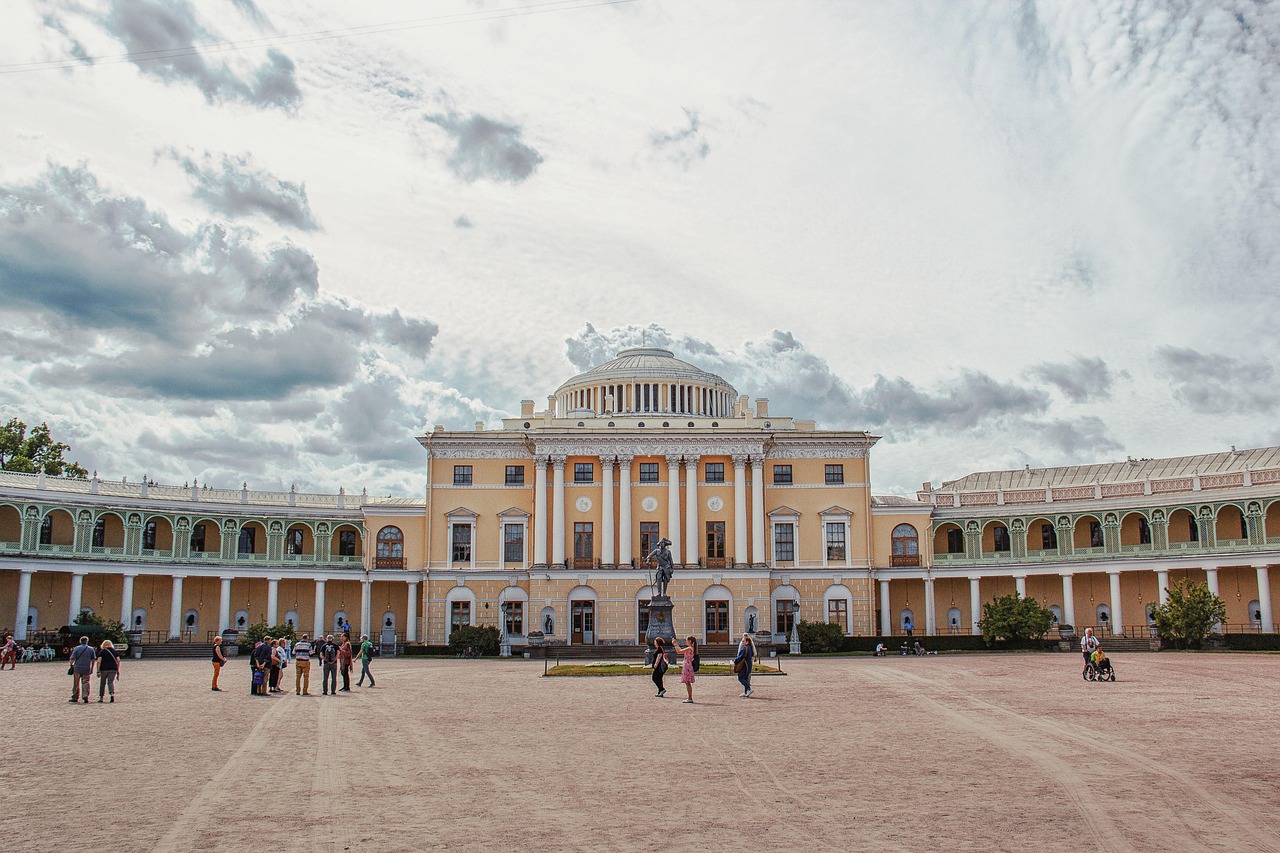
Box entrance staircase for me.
[138,642,220,660]
[1098,636,1159,653]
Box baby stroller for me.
[1084,653,1116,682]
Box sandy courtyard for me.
[2,652,1278,852]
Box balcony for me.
[890,554,920,567]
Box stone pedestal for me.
[644,595,676,665]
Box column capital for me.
[550,455,567,470]
[72,570,89,578]
[534,457,548,471]
[169,572,188,580]
[683,453,701,464]
[666,455,681,467]
[122,572,139,579]
[750,456,764,469]
[266,576,283,583]
[219,575,236,582]
[1107,569,1122,577]
[1254,563,1271,570]
[616,454,633,466]
[732,454,749,468]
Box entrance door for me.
[705,600,729,643]
[571,601,595,645]
[638,599,651,643]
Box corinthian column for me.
[601,456,615,567]
[533,458,548,567]
[666,456,681,562]
[733,455,748,565]
[551,456,566,567]
[685,456,700,565]
[750,457,765,566]
[617,456,633,567]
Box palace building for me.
[1,347,1277,646]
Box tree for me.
[0,418,88,478]
[796,620,845,653]
[978,593,1054,647]
[1150,580,1226,649]
[73,610,127,646]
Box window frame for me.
[503,523,524,565]
[772,464,793,485]
[453,465,473,485]
[824,464,844,485]
[450,522,473,566]
[376,525,404,568]
[704,462,725,483]
[638,462,660,483]
[639,522,660,558]
[573,462,594,484]
[773,522,795,563]
[825,521,847,563]
[504,465,525,486]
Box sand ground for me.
[2,652,1277,852]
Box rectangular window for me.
[503,601,524,636]
[704,462,724,483]
[190,523,206,553]
[776,599,798,636]
[1089,520,1103,548]
[827,599,848,632]
[1041,523,1057,550]
[993,526,1010,552]
[947,528,964,554]
[143,521,157,551]
[574,462,594,483]
[338,530,357,557]
[504,465,525,485]
[453,465,472,485]
[1139,517,1151,545]
[40,516,52,545]
[238,527,255,554]
[503,523,524,563]
[640,522,660,557]
[826,522,846,561]
[824,464,844,485]
[1189,516,1199,542]
[92,519,105,547]
[774,522,795,562]
[450,600,470,631]
[287,528,303,555]
[638,600,651,639]
[772,464,792,485]
[451,524,472,563]
[706,521,725,559]
[1240,513,1248,540]
[573,522,593,565]
[639,462,660,483]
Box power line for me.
[0,0,639,75]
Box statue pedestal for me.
[644,595,677,665]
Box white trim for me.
[497,517,528,571]
[444,586,476,643]
[447,518,477,570]
[822,583,853,635]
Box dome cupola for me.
[553,347,738,418]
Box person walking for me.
[68,636,96,704]
[211,636,226,691]
[338,634,353,692]
[2,635,18,669]
[356,635,375,687]
[96,640,120,703]
[651,638,668,698]
[319,635,338,695]
[671,635,697,703]
[1081,627,1101,676]
[293,633,312,695]
[732,633,757,698]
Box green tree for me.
[73,610,127,645]
[796,620,846,653]
[0,418,89,478]
[978,593,1054,647]
[1150,580,1226,649]
[244,621,298,645]
[448,624,500,657]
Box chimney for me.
[755,398,769,417]
[475,422,485,432]
[433,424,445,433]
[521,399,535,418]
[736,395,749,417]
[547,395,557,415]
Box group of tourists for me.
[213,632,377,697]
[65,635,121,703]
[649,633,760,702]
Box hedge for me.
[1222,633,1280,651]
[401,644,456,657]
[777,634,1055,654]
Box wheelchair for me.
[1083,659,1116,682]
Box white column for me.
[218,576,232,633]
[1156,570,1170,606]
[879,579,892,635]
[551,457,566,567]
[15,570,33,641]
[617,456,633,567]
[666,456,682,561]
[969,576,982,635]
[1256,565,1273,631]
[1061,573,1075,627]
[733,456,748,565]
[361,579,372,636]
[534,458,548,567]
[1014,575,1026,598]
[601,456,615,567]
[1205,568,1221,633]
[1108,571,1123,636]
[266,577,280,626]
[68,572,85,625]
[406,581,419,642]
[120,573,136,627]
[313,579,326,637]
[168,575,184,639]
[750,457,765,566]
[924,577,936,635]
[685,456,700,565]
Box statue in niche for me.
[646,538,675,598]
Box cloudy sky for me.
[2,0,1278,498]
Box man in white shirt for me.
[1081,627,1101,675]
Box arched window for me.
[891,524,919,566]
[376,526,404,568]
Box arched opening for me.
[333,610,350,634]
[1048,605,1063,625]
[1095,603,1111,635]
[1248,599,1262,629]
[333,524,362,558]
[284,610,299,630]
[743,605,759,635]
[233,609,249,632]
[499,587,529,639]
[934,523,964,556]
[1073,516,1103,550]
[1266,500,1280,541]
[183,609,199,638]
[823,584,852,635]
[376,526,404,568]
[143,516,173,553]
[1167,509,1198,545]
[238,521,267,556]
[899,608,915,635]
[1215,505,1247,543]
[190,519,222,555]
[946,606,963,633]
[702,584,733,643]
[891,524,920,566]
[981,521,1011,555]
[770,585,800,640]
[27,606,38,631]
[381,610,397,643]
[540,606,557,637]
[40,509,74,547]
[1119,512,1150,548]
[0,504,20,545]
[568,585,597,645]
[285,524,314,558]
[93,512,125,550]
[445,588,476,644]
[1026,517,1057,554]
[132,608,148,631]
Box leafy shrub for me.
[978,594,1053,647]
[1150,580,1227,649]
[796,620,845,653]
[73,610,126,645]
[1222,633,1280,651]
[448,625,500,657]
[244,622,297,645]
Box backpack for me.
[323,644,337,664]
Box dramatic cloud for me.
[161,149,319,230]
[424,112,543,183]
[1154,346,1280,415]
[649,108,710,168]
[1027,356,1124,403]
[100,0,300,109]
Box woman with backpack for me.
[671,635,698,703]
[650,637,669,698]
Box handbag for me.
[252,670,265,685]
[68,664,75,675]
[732,659,743,673]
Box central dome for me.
[554,347,738,418]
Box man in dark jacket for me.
[250,636,274,696]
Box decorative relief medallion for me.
[706,496,724,512]
[641,496,659,513]
[575,496,593,512]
